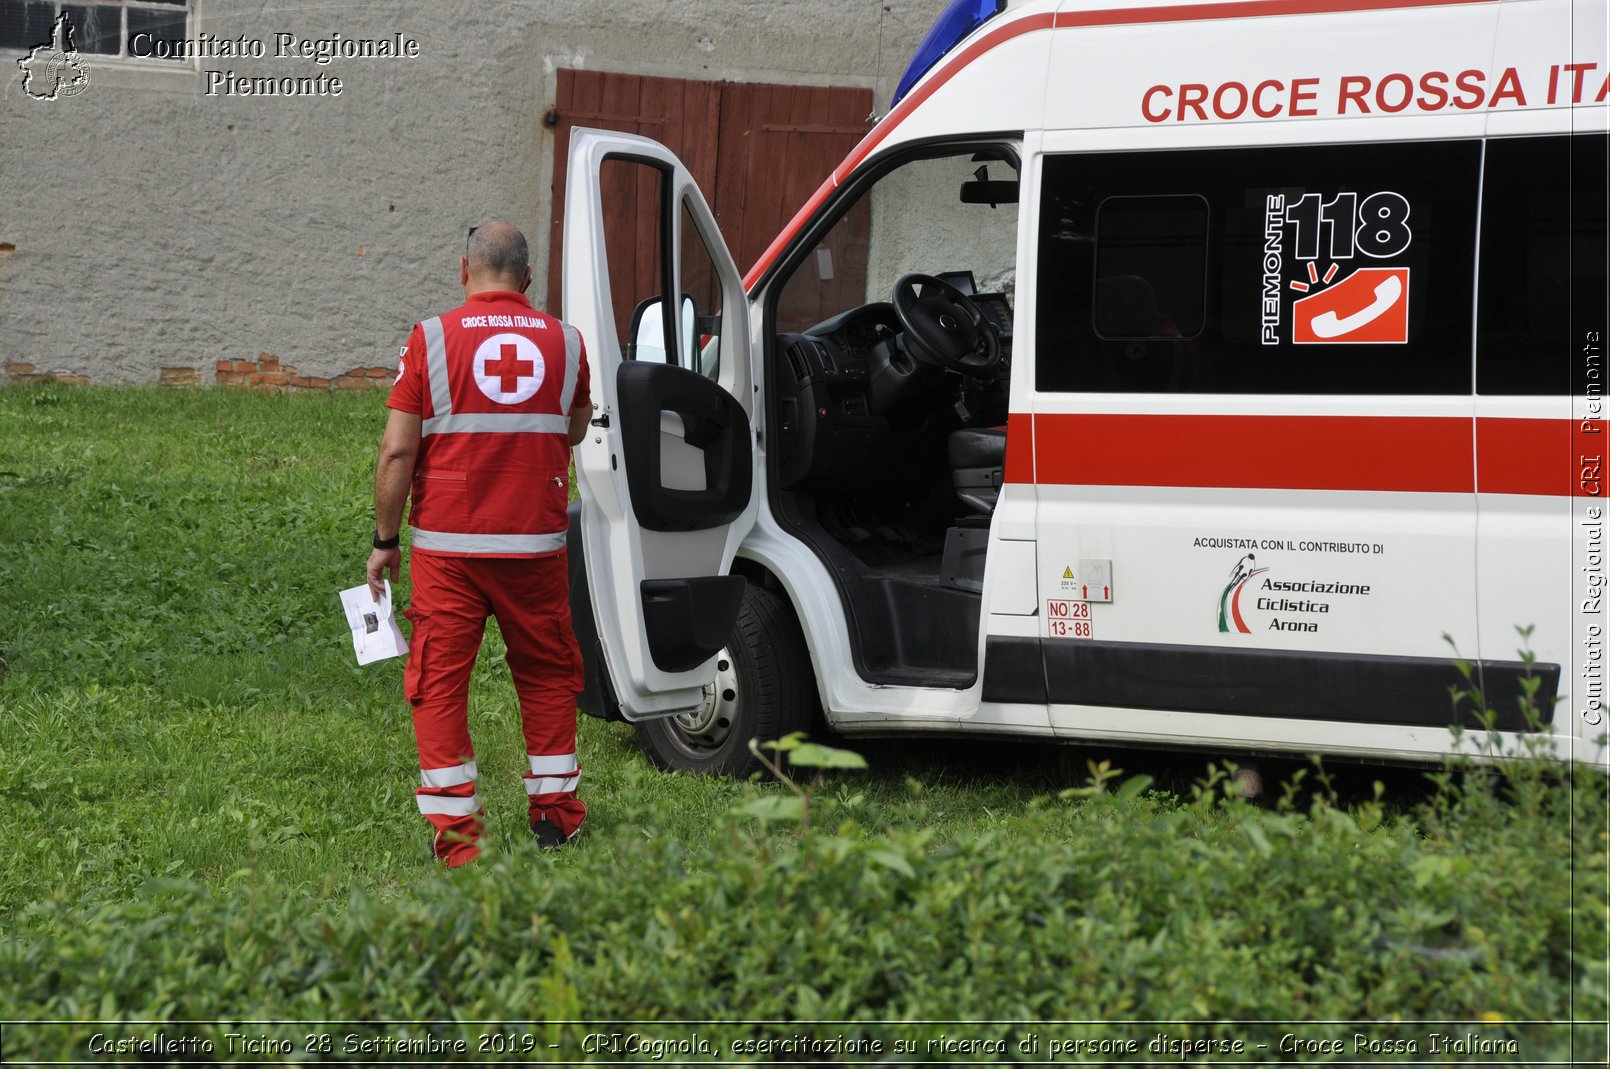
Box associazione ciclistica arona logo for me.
[18,12,90,101]
[1217,553,1269,634]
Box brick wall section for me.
[1,357,392,390]
[4,361,92,385]
[215,354,391,391]
[159,367,201,387]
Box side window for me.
[1037,141,1481,394]
[598,158,670,363]
[1477,134,1609,395]
[601,164,733,379]
[1093,196,1208,340]
[677,197,724,380]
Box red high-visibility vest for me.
[407,291,584,557]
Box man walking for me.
[366,221,593,867]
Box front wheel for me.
[634,583,818,777]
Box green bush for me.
[3,758,1603,1061]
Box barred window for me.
[0,1,190,62]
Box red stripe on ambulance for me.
[1026,413,1474,493]
[1476,417,1607,499]
[1054,0,1489,30]
[1003,411,1035,485]
[1019,414,1599,497]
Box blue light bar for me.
[890,0,1008,109]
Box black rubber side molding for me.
[641,575,748,672]
[984,636,1558,732]
[980,635,1047,704]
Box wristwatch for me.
[373,529,401,550]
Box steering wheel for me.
[890,273,1001,374]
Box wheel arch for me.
[634,574,824,776]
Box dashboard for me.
[771,294,1013,490]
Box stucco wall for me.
[0,0,946,383]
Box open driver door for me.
[562,128,759,719]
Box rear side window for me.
[1093,195,1208,339]
[1036,141,1481,394]
[1477,133,1609,396]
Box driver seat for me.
[949,427,1007,515]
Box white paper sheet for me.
[339,580,409,665]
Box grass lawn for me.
[0,383,1604,1063]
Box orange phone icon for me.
[1292,267,1410,344]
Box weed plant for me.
[0,384,1604,1061]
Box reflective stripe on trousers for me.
[525,752,581,797]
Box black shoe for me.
[531,817,570,850]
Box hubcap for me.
[671,647,739,751]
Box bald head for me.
[462,220,531,295]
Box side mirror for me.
[629,294,697,365]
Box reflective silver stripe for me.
[420,761,478,789]
[528,753,577,776]
[561,324,582,416]
[421,316,451,427]
[420,411,570,436]
[417,793,482,817]
[411,529,567,554]
[525,775,580,796]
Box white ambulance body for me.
[562,0,1610,774]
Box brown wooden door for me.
[548,69,872,333]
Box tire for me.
[634,583,818,777]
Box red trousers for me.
[404,550,585,866]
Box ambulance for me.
[561,0,1609,775]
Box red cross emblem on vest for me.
[472,333,545,404]
[487,343,533,393]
